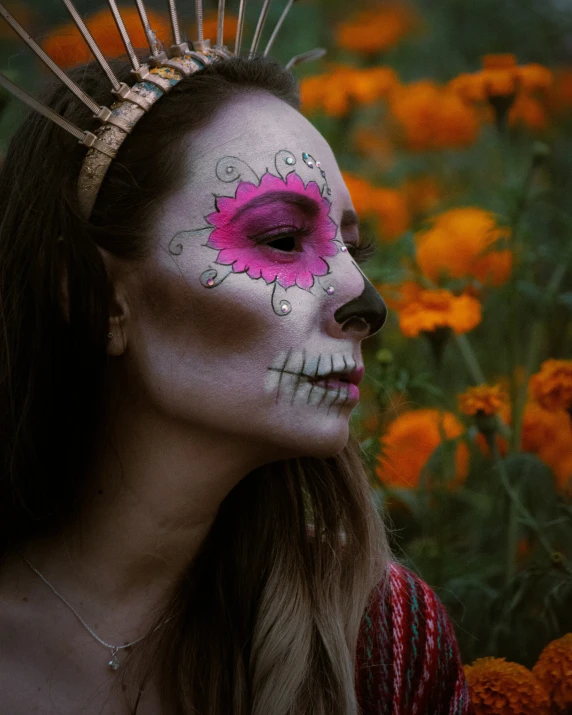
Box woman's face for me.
[118,91,386,461]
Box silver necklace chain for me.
[21,555,165,671]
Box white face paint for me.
[121,92,386,461]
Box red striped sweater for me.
[355,561,475,715]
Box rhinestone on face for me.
[316,161,321,168]
[307,161,314,168]
[340,245,348,253]
[108,655,121,671]
[285,156,295,165]
[302,152,309,160]
[280,301,292,315]
[326,286,335,295]
[225,166,235,175]
[206,278,215,287]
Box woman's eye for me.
[267,234,297,252]
[346,235,377,265]
[261,226,311,252]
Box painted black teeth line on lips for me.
[267,361,358,381]
[327,353,339,414]
[327,384,341,415]
[316,355,334,410]
[291,350,306,406]
[337,392,350,417]
[318,354,335,409]
[268,352,357,408]
[307,354,321,404]
[275,347,293,405]
[335,355,350,415]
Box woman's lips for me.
[309,377,360,402]
[302,362,364,403]
[348,366,365,385]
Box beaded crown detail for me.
[0,0,325,219]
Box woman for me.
[0,45,473,714]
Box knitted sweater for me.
[355,561,475,715]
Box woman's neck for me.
[20,393,276,638]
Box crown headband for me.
[0,0,326,219]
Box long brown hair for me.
[0,55,392,714]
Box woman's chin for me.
[276,416,352,460]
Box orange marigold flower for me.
[372,187,410,241]
[450,55,553,131]
[342,172,410,242]
[415,207,512,286]
[352,66,401,104]
[473,387,572,493]
[388,80,480,151]
[376,408,469,489]
[533,633,572,712]
[516,62,555,94]
[509,94,549,131]
[529,360,572,412]
[42,7,172,68]
[476,397,572,493]
[397,287,482,337]
[522,402,572,494]
[300,74,348,117]
[335,3,418,55]
[464,657,550,715]
[342,172,375,217]
[547,68,572,115]
[300,65,397,117]
[450,54,554,103]
[459,384,508,416]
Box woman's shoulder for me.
[355,560,475,715]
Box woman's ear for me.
[97,246,131,357]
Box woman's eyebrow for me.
[232,191,320,220]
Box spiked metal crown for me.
[0,0,325,218]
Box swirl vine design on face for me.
[168,150,343,316]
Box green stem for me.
[510,321,542,452]
[454,334,487,384]
[511,243,572,452]
[421,276,488,386]
[487,434,519,586]
[504,149,536,452]
[487,434,572,577]
[506,493,519,586]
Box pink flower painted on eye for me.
[205,171,338,290]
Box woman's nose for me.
[332,276,387,339]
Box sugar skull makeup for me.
[168,150,350,317]
[206,170,337,291]
[124,91,387,460]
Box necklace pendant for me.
[108,651,121,671]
